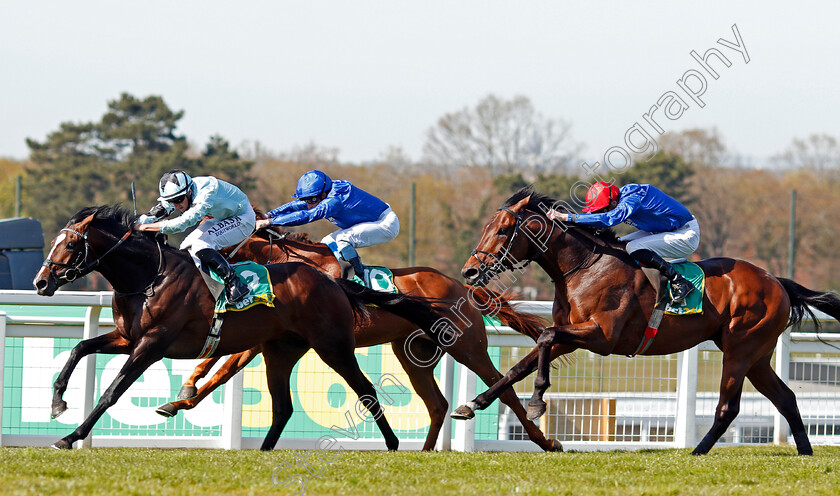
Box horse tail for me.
[778,277,840,332]
[334,278,447,347]
[469,287,546,341]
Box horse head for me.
[34,205,148,296]
[462,187,564,287]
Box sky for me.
[2,1,839,167]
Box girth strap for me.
[197,313,225,359]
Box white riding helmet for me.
[158,170,195,201]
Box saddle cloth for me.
[212,261,276,313]
[352,265,398,294]
[642,260,705,315]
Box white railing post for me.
[77,305,101,449]
[774,330,791,445]
[435,353,455,451]
[451,362,476,452]
[0,312,6,448]
[674,346,698,448]
[222,367,244,450]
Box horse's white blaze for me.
[34,232,67,281]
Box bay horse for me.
[33,205,448,451]
[156,216,562,451]
[452,187,840,455]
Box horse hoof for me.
[548,439,564,452]
[52,439,73,450]
[526,402,546,421]
[387,440,399,452]
[450,404,475,420]
[155,403,178,418]
[51,401,68,420]
[177,385,198,401]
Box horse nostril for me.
[34,279,47,291]
[462,267,479,281]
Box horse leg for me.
[692,358,748,455]
[746,355,813,455]
[526,327,561,422]
[177,356,222,400]
[156,348,261,417]
[451,322,597,420]
[53,339,163,449]
[313,342,400,451]
[51,329,131,419]
[258,341,308,451]
[391,338,447,451]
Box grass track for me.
[1,446,839,495]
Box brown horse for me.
[33,205,448,451]
[452,187,840,455]
[156,218,562,451]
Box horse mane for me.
[70,204,179,257]
[505,186,623,245]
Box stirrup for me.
[226,278,250,303]
[669,281,694,304]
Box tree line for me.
[2,93,839,296]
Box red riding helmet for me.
[582,181,620,213]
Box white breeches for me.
[180,206,256,266]
[620,217,700,260]
[321,207,400,253]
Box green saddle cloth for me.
[212,261,275,313]
[664,261,705,315]
[352,265,398,294]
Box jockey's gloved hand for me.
[136,214,156,225]
[148,202,174,219]
[137,202,175,225]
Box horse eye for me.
[496,228,509,236]
[66,241,76,249]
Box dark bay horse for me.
[156,219,562,451]
[33,205,447,451]
[452,187,840,455]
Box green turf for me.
[1,446,838,495]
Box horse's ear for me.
[79,213,97,230]
[511,196,530,212]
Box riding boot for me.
[339,259,355,279]
[337,245,365,280]
[630,249,694,304]
[347,256,365,280]
[196,248,250,303]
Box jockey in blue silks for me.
[134,169,254,302]
[548,181,700,304]
[256,170,400,279]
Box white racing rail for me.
[1,290,838,451]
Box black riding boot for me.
[196,248,250,303]
[340,256,365,280]
[630,249,694,304]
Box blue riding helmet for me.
[292,170,332,199]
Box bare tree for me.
[774,133,840,172]
[660,128,738,258]
[423,94,579,175]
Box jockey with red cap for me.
[548,181,699,304]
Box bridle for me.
[43,223,163,296]
[470,206,602,282]
[469,207,556,278]
[43,225,133,283]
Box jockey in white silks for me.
[256,170,399,279]
[548,181,700,305]
[134,169,255,302]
